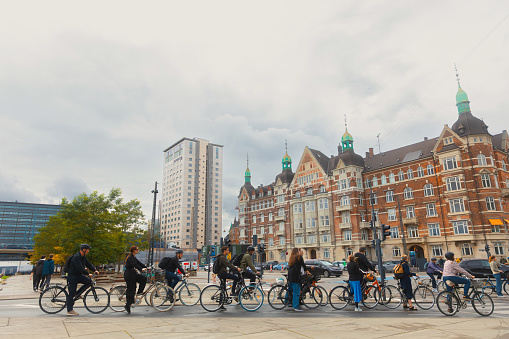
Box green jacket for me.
[216,254,238,275]
[240,253,257,273]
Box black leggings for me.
[124,272,147,306]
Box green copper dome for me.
[456,84,470,115]
[341,129,354,151]
[282,152,292,171]
[245,166,251,183]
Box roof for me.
[275,170,295,185]
[338,149,365,168]
[308,148,330,173]
[492,132,508,152]
[451,111,490,137]
[364,137,438,173]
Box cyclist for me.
[216,246,241,300]
[354,247,377,290]
[124,245,147,314]
[426,258,443,292]
[163,249,188,289]
[442,251,475,302]
[239,246,260,288]
[66,244,99,316]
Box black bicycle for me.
[267,274,323,310]
[436,278,494,316]
[39,274,110,314]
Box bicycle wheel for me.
[302,285,321,309]
[471,292,494,316]
[200,285,224,312]
[361,285,379,309]
[239,285,264,312]
[482,281,495,296]
[436,291,459,316]
[437,280,446,292]
[179,283,201,306]
[39,286,67,314]
[109,285,127,312]
[267,285,289,310]
[315,285,328,306]
[151,285,175,312]
[504,281,509,295]
[84,286,110,314]
[329,286,350,310]
[144,290,152,306]
[258,282,272,297]
[379,285,403,309]
[413,286,435,310]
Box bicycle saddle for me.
[445,280,455,287]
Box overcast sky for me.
[1,1,508,234]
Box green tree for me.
[33,188,145,266]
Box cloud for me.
[0,171,40,203]
[46,175,90,201]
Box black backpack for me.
[231,254,244,267]
[63,254,75,274]
[212,257,221,274]
[158,257,170,270]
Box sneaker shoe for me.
[355,307,362,312]
[463,295,472,300]
[447,307,454,313]
[294,308,304,312]
[66,310,79,316]
[124,304,131,314]
[498,294,505,297]
[432,289,438,293]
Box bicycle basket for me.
[154,269,166,282]
[364,273,375,282]
[471,279,486,289]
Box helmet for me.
[176,249,184,254]
[275,278,285,286]
[247,246,255,252]
[80,244,91,250]
[444,252,455,260]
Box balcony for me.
[502,188,509,198]
[319,224,331,232]
[336,240,353,246]
[336,204,352,212]
[294,228,304,235]
[359,222,371,229]
[339,222,352,229]
[239,234,248,239]
[274,214,285,222]
[276,229,285,236]
[306,227,317,234]
[273,244,286,250]
[301,242,318,248]
[403,217,418,225]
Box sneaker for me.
[294,308,304,312]
[355,307,362,312]
[432,289,438,293]
[463,295,472,300]
[66,310,79,316]
[498,294,505,297]
[447,307,454,313]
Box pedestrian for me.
[287,247,307,312]
[500,257,507,265]
[489,255,504,297]
[400,255,418,311]
[40,254,55,291]
[426,258,443,292]
[124,245,147,314]
[437,257,445,268]
[33,255,46,292]
[347,254,364,312]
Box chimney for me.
[369,148,374,157]
[365,152,370,158]
[424,137,428,141]
[337,144,343,154]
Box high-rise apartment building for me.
[161,138,223,249]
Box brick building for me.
[236,80,509,263]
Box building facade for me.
[236,81,509,263]
[0,201,61,260]
[161,137,223,249]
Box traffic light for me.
[258,243,265,254]
[224,238,231,246]
[381,224,391,241]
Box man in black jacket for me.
[164,249,188,289]
[354,247,377,289]
[33,255,46,292]
[66,244,99,316]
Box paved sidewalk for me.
[0,316,508,338]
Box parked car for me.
[262,261,279,270]
[375,260,400,273]
[460,259,509,278]
[332,261,347,270]
[304,260,343,277]
[273,262,288,270]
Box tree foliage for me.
[33,188,145,265]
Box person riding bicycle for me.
[124,245,147,314]
[163,249,188,289]
[239,246,260,288]
[354,247,377,289]
[216,246,241,299]
[66,244,99,316]
[426,258,443,292]
[442,251,475,301]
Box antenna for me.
[285,139,288,153]
[247,153,249,168]
[455,63,460,86]
[377,133,381,154]
[344,114,347,130]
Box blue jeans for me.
[67,275,92,312]
[443,276,470,297]
[349,280,362,303]
[165,271,181,289]
[494,273,503,296]
[290,282,301,309]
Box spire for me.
[341,114,354,151]
[245,153,251,184]
[281,139,292,171]
[455,64,470,115]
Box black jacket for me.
[67,252,96,277]
[347,261,364,281]
[288,256,307,284]
[164,256,186,274]
[354,252,375,272]
[124,253,147,278]
[35,259,45,275]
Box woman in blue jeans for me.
[442,252,475,300]
[489,255,504,297]
[287,247,307,311]
[346,254,364,311]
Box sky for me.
[1,1,509,235]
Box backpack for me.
[231,254,244,267]
[63,254,75,274]
[424,262,429,270]
[158,257,170,270]
[212,257,221,274]
[393,263,405,279]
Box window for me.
[494,242,505,255]
[443,157,457,170]
[372,177,378,187]
[321,234,330,243]
[386,191,394,203]
[320,185,326,193]
[428,223,440,236]
[307,188,313,195]
[346,248,353,257]
[398,171,405,181]
[279,237,285,245]
[404,187,413,199]
[392,247,401,257]
[361,229,368,240]
[390,227,399,239]
[369,193,377,205]
[389,173,395,183]
[407,226,418,237]
[278,208,284,217]
[268,225,273,234]
[295,191,300,198]
[449,198,465,213]
[427,164,434,175]
[320,215,330,226]
[406,206,415,218]
[340,179,348,190]
[268,212,273,221]
[423,184,434,196]
[502,161,507,171]
[306,217,316,228]
[359,194,364,206]
[381,175,387,185]
[481,173,491,188]
[318,198,329,210]
[341,195,350,206]
[406,169,413,179]
[344,230,352,241]
[260,214,265,222]
[417,166,424,177]
[461,243,473,256]
[452,220,469,234]
[252,215,256,223]
[305,201,315,212]
[426,203,437,217]
[280,252,285,260]
[486,197,496,211]
[252,228,257,236]
[388,208,396,221]
[342,212,351,223]
[295,236,304,244]
[477,154,487,166]
[357,178,362,189]
[307,235,316,243]
[446,176,461,191]
[432,245,443,257]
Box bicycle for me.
[473,273,509,296]
[418,275,445,292]
[39,274,110,314]
[267,274,323,310]
[171,274,201,306]
[436,278,494,316]
[379,276,435,310]
[329,274,381,310]
[109,267,175,312]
